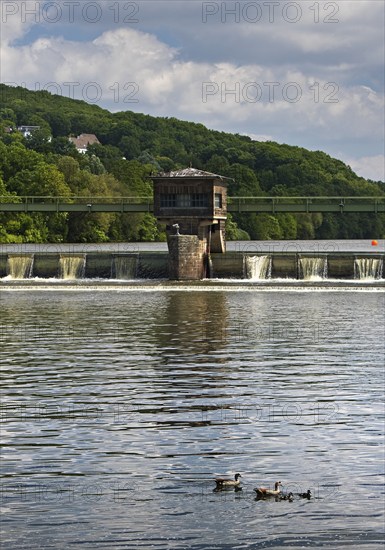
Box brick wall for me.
[167,235,208,280]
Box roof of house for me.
[69,133,100,149]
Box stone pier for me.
[167,234,208,280]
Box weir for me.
[354,258,383,280]
[111,255,138,279]
[245,255,272,280]
[59,254,86,279]
[299,257,328,280]
[6,254,34,279]
[2,169,384,282]
[0,251,384,281]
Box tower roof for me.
[154,167,231,180]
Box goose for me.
[297,489,311,499]
[254,481,282,497]
[214,473,242,488]
[280,492,294,502]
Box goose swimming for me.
[214,473,242,488]
[297,489,311,499]
[254,481,282,497]
[280,492,294,502]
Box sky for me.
[0,0,384,181]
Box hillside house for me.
[18,125,40,137]
[69,133,100,154]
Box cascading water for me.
[299,257,328,280]
[59,254,86,279]
[354,258,383,280]
[111,256,138,280]
[6,255,34,279]
[245,255,272,280]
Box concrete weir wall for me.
[0,250,384,280]
[210,252,384,279]
[0,252,169,280]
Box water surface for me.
[1,289,384,549]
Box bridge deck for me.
[0,196,384,213]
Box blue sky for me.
[1,0,384,181]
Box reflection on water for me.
[0,290,384,549]
[154,292,228,355]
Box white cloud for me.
[244,133,274,142]
[343,155,385,183]
[0,4,383,181]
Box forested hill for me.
[0,84,384,243]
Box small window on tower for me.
[215,193,222,208]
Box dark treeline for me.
[0,84,384,243]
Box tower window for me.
[215,193,222,208]
[160,193,209,208]
[192,194,209,207]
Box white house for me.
[69,133,100,154]
[18,125,41,137]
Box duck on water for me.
[297,489,312,499]
[254,481,282,498]
[214,473,242,490]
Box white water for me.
[1,284,382,293]
[299,257,328,280]
[59,255,86,279]
[245,255,272,279]
[354,258,383,280]
[111,256,138,279]
[6,255,34,279]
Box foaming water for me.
[59,254,86,279]
[5,254,34,279]
[1,290,384,549]
[299,257,328,280]
[354,258,383,280]
[1,278,384,293]
[245,255,272,279]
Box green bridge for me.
[0,196,384,213]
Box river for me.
[0,241,384,549]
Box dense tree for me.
[7,162,71,197]
[0,83,384,243]
[0,108,16,124]
[43,111,71,137]
[50,137,78,156]
[25,128,53,153]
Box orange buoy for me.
[371,240,378,246]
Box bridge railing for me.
[0,196,384,213]
[0,196,153,204]
[0,196,154,212]
[227,196,385,213]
